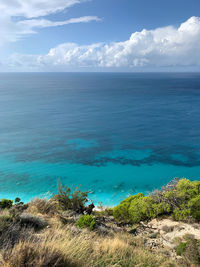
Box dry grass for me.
[27,197,56,215]
[0,199,179,267]
[0,219,177,267]
[100,236,130,254]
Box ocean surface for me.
[0,72,200,205]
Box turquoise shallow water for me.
[0,73,200,205]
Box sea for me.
[0,72,200,206]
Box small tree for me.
[53,180,89,214]
[15,198,21,204]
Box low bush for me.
[176,236,200,265]
[19,213,48,230]
[113,178,200,224]
[113,194,170,224]
[113,193,144,223]
[189,195,200,220]
[0,199,13,209]
[128,196,159,223]
[52,180,89,214]
[28,197,55,215]
[76,215,96,230]
[176,242,187,255]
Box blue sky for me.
[1,0,200,71]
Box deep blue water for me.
[0,72,200,205]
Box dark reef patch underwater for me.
[0,72,200,205]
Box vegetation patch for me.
[175,235,200,265]
[0,212,13,234]
[113,178,200,224]
[76,215,96,230]
[0,178,199,266]
[0,199,13,209]
[52,180,92,214]
[19,213,48,230]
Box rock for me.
[97,225,109,235]
[149,232,159,239]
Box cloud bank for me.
[4,17,200,70]
[5,16,200,71]
[0,0,99,45]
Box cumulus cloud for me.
[5,16,200,71]
[0,0,99,45]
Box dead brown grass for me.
[27,197,56,215]
[0,197,180,267]
[0,220,177,267]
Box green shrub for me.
[76,215,96,230]
[169,179,200,221]
[176,179,200,200]
[113,193,171,223]
[176,242,187,255]
[0,199,13,209]
[176,237,200,265]
[52,180,88,214]
[189,195,200,220]
[172,206,191,221]
[152,179,200,222]
[128,196,154,223]
[113,178,200,224]
[113,193,144,223]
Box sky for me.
[0,0,200,72]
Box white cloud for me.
[0,0,99,45]
[5,16,200,71]
[18,16,101,31]
[0,0,88,18]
